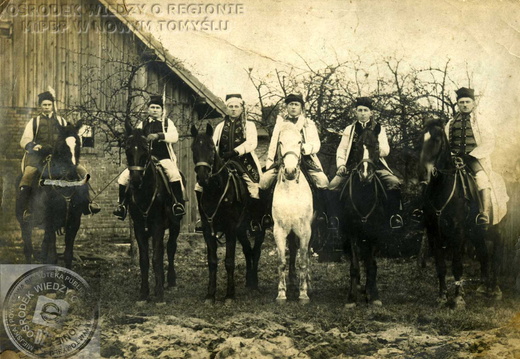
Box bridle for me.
[341,156,385,223]
[278,139,303,183]
[127,137,159,219]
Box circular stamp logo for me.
[2,266,99,358]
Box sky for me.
[133,0,520,178]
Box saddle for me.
[224,160,249,204]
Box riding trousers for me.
[462,155,491,191]
[259,167,329,190]
[328,169,401,191]
[118,158,181,185]
[194,173,259,199]
[20,164,88,187]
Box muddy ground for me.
[1,230,520,358]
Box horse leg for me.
[224,229,237,303]
[250,230,264,289]
[21,224,33,263]
[365,240,381,306]
[204,230,218,304]
[429,226,448,306]
[488,226,502,299]
[288,232,298,290]
[274,225,287,303]
[452,237,466,310]
[166,220,180,288]
[346,237,360,309]
[471,226,490,295]
[63,208,81,269]
[152,225,166,302]
[134,221,150,302]
[237,229,254,289]
[298,228,312,304]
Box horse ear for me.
[190,125,198,137]
[206,123,214,137]
[124,120,133,136]
[374,123,381,135]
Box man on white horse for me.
[413,87,508,227]
[329,97,404,229]
[260,94,332,226]
[113,95,185,220]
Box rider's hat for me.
[148,95,163,108]
[455,87,475,100]
[225,94,244,106]
[284,94,304,106]
[38,91,54,105]
[355,97,373,110]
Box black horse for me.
[419,119,501,308]
[124,128,182,302]
[16,124,88,268]
[190,124,264,304]
[339,128,386,308]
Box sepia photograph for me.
[0,0,519,357]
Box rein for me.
[129,142,160,219]
[197,156,239,237]
[278,147,302,183]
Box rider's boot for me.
[259,188,273,229]
[113,184,128,221]
[315,188,329,225]
[83,187,101,215]
[388,189,404,229]
[476,188,491,228]
[170,181,186,217]
[16,186,32,222]
[325,190,340,231]
[248,198,263,233]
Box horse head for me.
[277,123,302,181]
[51,124,81,179]
[191,124,217,187]
[419,119,450,182]
[125,129,149,189]
[354,129,380,183]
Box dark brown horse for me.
[190,124,264,304]
[339,128,387,308]
[16,124,88,268]
[419,119,501,308]
[124,128,181,302]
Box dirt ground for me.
[2,230,520,358]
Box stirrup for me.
[261,214,273,228]
[250,220,262,233]
[22,210,32,222]
[411,209,423,223]
[328,216,339,230]
[173,203,186,217]
[86,202,101,215]
[113,204,127,221]
[390,214,403,229]
[476,212,489,226]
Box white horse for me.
[272,123,314,304]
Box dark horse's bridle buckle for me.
[453,156,465,169]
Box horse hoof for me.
[344,302,357,309]
[276,297,287,304]
[492,286,502,300]
[204,298,215,305]
[299,297,310,305]
[476,285,487,296]
[224,298,235,306]
[453,296,466,310]
[370,300,383,307]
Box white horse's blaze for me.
[65,137,77,165]
[424,132,431,143]
[362,145,369,179]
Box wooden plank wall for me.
[1,0,216,232]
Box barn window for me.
[79,125,94,148]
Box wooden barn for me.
[0,0,227,239]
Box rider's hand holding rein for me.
[336,165,348,177]
[146,133,160,142]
